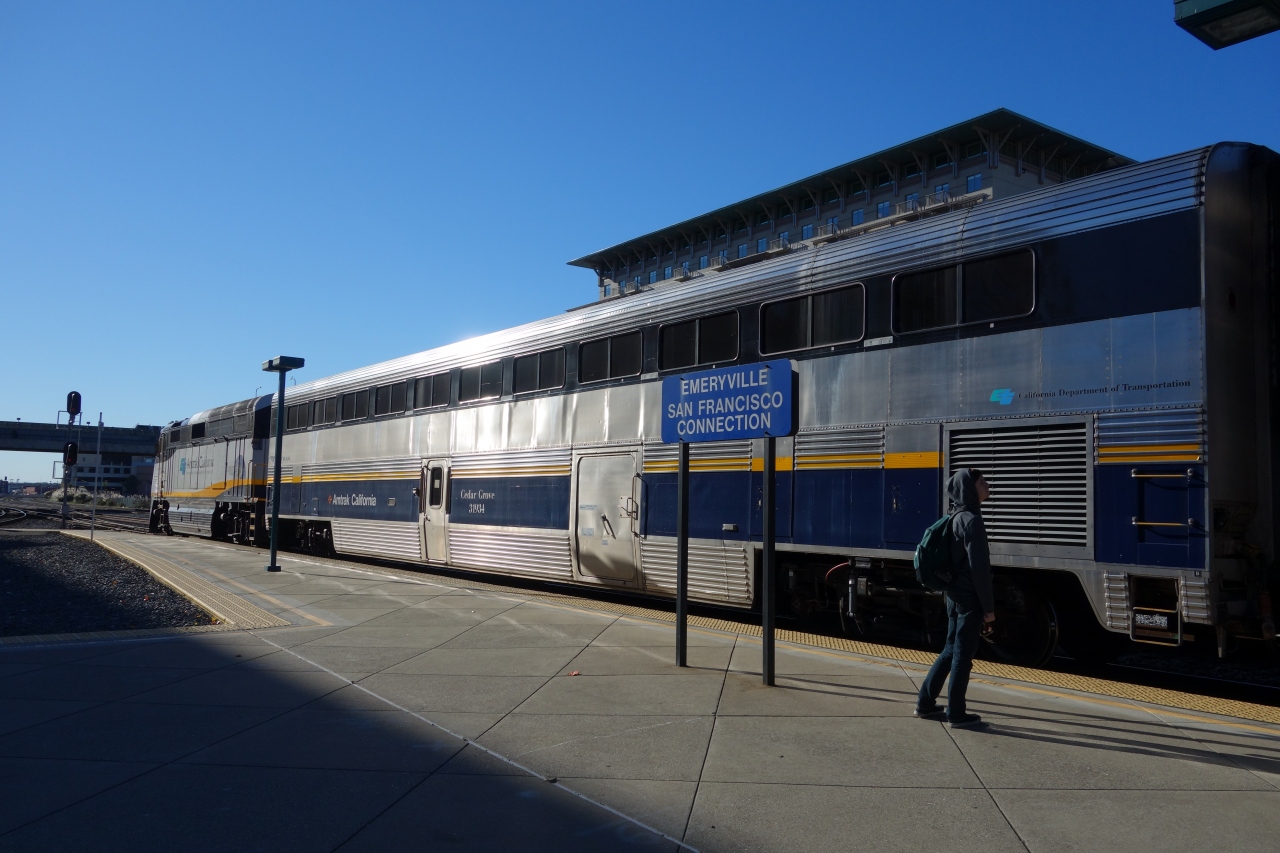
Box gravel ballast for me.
[0,532,218,636]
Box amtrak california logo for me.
[990,389,1015,405]
[179,458,187,473]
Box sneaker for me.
[947,713,984,729]
[913,705,945,719]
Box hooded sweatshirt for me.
[946,469,995,615]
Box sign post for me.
[661,359,796,684]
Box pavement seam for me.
[940,723,1033,852]
[248,627,700,852]
[681,633,736,845]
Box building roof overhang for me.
[567,108,1133,274]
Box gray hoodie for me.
[946,469,995,614]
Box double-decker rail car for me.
[153,142,1279,665]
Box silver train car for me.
[152,142,1279,665]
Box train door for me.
[574,453,639,582]
[420,460,449,563]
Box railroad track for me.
[0,499,150,532]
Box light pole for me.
[262,356,304,572]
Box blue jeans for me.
[917,589,983,721]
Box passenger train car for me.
[152,142,1279,665]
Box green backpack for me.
[913,511,958,592]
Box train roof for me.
[183,141,1272,421]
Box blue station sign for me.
[661,359,796,444]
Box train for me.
[151,141,1279,666]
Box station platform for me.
[0,531,1277,852]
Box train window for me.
[190,422,206,440]
[428,466,444,508]
[610,331,643,378]
[480,362,503,398]
[514,354,539,394]
[579,338,609,383]
[459,361,503,402]
[431,373,450,406]
[374,385,392,416]
[698,311,738,364]
[762,285,863,354]
[286,403,309,430]
[514,348,565,394]
[341,390,368,421]
[812,284,865,346]
[893,265,958,333]
[539,348,565,390]
[660,320,697,370]
[961,250,1034,322]
[892,250,1033,334]
[169,428,181,443]
[325,397,338,423]
[761,296,808,353]
[389,382,407,413]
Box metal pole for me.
[267,369,287,572]
[90,413,102,541]
[676,440,690,667]
[762,435,776,686]
[60,414,72,530]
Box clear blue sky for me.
[3,1,1278,482]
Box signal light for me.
[66,391,81,419]
[63,441,78,467]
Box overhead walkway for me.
[0,531,1276,852]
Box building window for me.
[905,192,919,210]
[757,238,768,253]
[681,261,690,274]
[823,187,840,205]
[761,284,865,354]
[719,249,729,263]
[891,249,1033,334]
[935,183,950,196]
[664,266,672,280]
[602,284,612,297]
[458,361,503,402]
[778,231,789,246]
[827,216,840,230]
[698,255,709,269]
[802,224,813,240]
[579,331,643,383]
[514,348,566,394]
[413,372,450,409]
[659,310,740,370]
[738,244,748,259]
[966,173,983,193]
[649,271,658,284]
[877,201,891,218]
[932,151,951,170]
[851,209,864,225]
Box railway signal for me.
[66,392,81,420]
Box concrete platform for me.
[0,532,1276,852]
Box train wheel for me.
[981,583,1059,667]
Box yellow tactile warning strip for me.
[69,532,291,630]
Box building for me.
[68,453,154,496]
[570,108,1133,300]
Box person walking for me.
[915,468,995,728]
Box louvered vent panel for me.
[948,422,1089,548]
